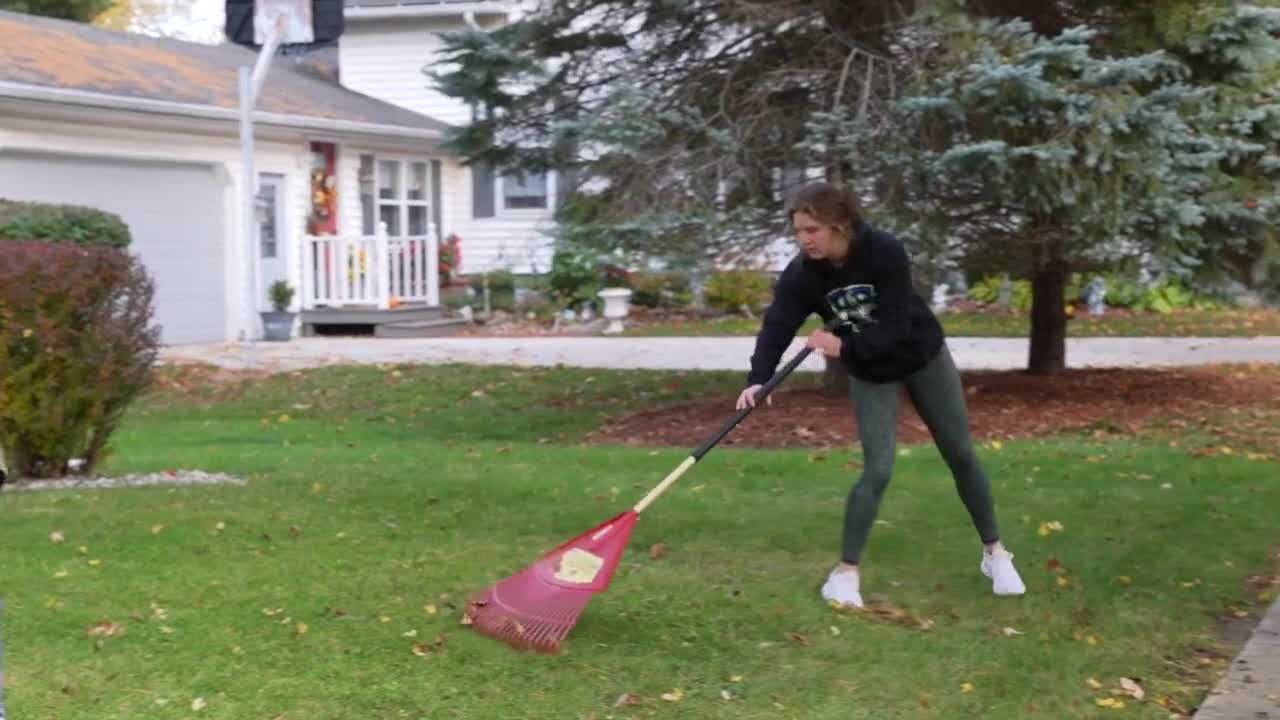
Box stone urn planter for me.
[261,280,296,342]
[597,287,633,334]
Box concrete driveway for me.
[159,335,1280,374]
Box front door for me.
[256,173,289,311]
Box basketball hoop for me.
[253,0,314,45]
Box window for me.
[472,163,556,219]
[361,154,431,236]
[501,171,548,210]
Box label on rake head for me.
[554,548,605,584]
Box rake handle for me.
[632,317,839,514]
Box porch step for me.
[301,304,444,326]
[375,317,468,338]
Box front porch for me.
[299,221,465,337]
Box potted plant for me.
[261,279,296,342]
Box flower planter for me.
[260,310,295,342]
[597,287,633,334]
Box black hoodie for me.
[747,222,946,385]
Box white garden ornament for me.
[597,288,633,334]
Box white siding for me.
[339,11,559,276]
[0,110,314,342]
[338,17,480,127]
[438,156,555,274]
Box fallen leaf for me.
[86,620,124,637]
[424,604,438,616]
[1088,678,1104,690]
[1038,520,1064,537]
[1119,576,1132,585]
[1045,557,1062,572]
[1095,697,1125,709]
[412,643,431,657]
[649,543,668,560]
[1056,576,1071,587]
[1002,627,1024,637]
[729,675,744,683]
[151,524,165,534]
[661,688,685,703]
[961,682,974,693]
[50,530,65,543]
[1119,677,1145,701]
[613,693,642,708]
[786,632,811,647]
[191,697,207,711]
[720,689,734,701]
[829,625,841,636]
[295,622,309,635]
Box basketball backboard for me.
[254,0,313,45]
[225,0,344,49]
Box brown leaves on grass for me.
[86,620,124,638]
[849,597,937,631]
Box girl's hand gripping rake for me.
[463,323,835,653]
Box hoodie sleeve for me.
[747,259,814,386]
[839,235,915,373]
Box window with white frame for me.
[501,170,549,210]
[360,155,431,236]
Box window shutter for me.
[471,161,495,219]
[555,168,575,210]
[430,159,443,240]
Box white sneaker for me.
[980,547,1026,596]
[821,567,864,608]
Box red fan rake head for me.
[464,510,638,653]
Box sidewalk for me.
[159,335,1280,373]
[1194,595,1280,718]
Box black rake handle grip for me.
[690,317,839,461]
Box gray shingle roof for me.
[0,9,452,135]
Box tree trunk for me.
[822,356,850,397]
[1028,265,1068,375]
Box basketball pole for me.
[239,11,289,370]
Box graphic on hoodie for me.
[825,283,878,333]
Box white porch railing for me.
[301,221,440,310]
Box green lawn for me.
[1,363,1276,719]
[621,308,1280,338]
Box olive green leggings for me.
[842,345,1000,564]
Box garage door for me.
[0,151,226,345]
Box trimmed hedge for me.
[0,198,132,249]
[0,241,159,479]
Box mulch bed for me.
[586,365,1280,455]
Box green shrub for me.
[0,198,132,249]
[968,275,1033,311]
[548,247,603,309]
[967,271,1230,314]
[0,241,159,479]
[705,270,774,313]
[629,272,692,309]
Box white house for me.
[335,0,797,278]
[0,8,465,345]
[338,0,563,277]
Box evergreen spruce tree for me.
[813,15,1257,374]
